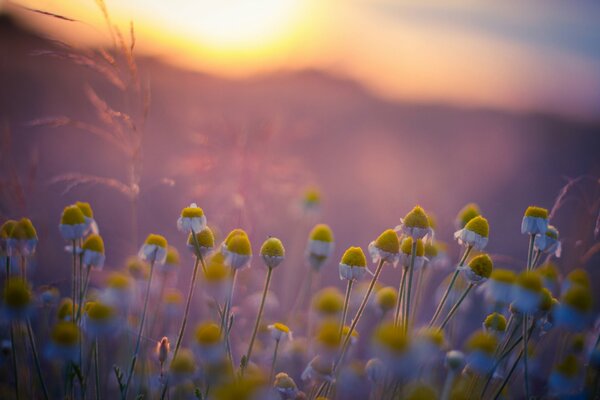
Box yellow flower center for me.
[484,312,507,332]
[195,322,221,345]
[516,271,543,292]
[170,349,196,374]
[188,227,215,249]
[340,246,367,267]
[260,237,285,258]
[524,206,548,219]
[403,206,430,229]
[374,322,409,353]
[227,234,252,256]
[466,331,497,355]
[457,203,481,228]
[82,234,104,253]
[181,206,204,218]
[309,224,334,242]
[374,229,400,254]
[144,234,167,248]
[3,278,31,309]
[51,322,80,346]
[468,254,493,279]
[61,205,86,225]
[400,237,424,256]
[464,216,489,238]
[76,201,94,218]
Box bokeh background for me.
[0,0,599,321]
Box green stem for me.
[440,371,456,400]
[403,241,418,332]
[122,257,156,399]
[429,246,472,327]
[94,339,101,400]
[76,266,92,322]
[173,253,205,359]
[191,229,207,275]
[493,349,523,400]
[526,234,535,271]
[393,267,407,328]
[26,319,50,400]
[531,250,542,270]
[523,313,530,399]
[269,339,280,384]
[72,240,77,321]
[439,284,473,330]
[242,267,274,374]
[339,280,354,338]
[10,322,20,400]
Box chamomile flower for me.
[414,328,445,363]
[305,224,334,271]
[315,321,343,356]
[57,297,77,321]
[126,257,149,280]
[424,241,450,270]
[0,219,17,255]
[164,288,184,318]
[46,322,80,362]
[456,203,481,230]
[301,355,334,383]
[81,234,105,269]
[7,218,38,256]
[158,246,180,274]
[465,330,497,374]
[397,206,433,240]
[194,322,224,363]
[76,201,99,235]
[273,372,298,399]
[483,269,516,305]
[203,253,230,299]
[512,271,543,313]
[368,229,400,265]
[537,262,560,294]
[138,234,168,264]
[222,229,252,270]
[365,358,385,383]
[554,286,593,331]
[303,186,321,211]
[260,237,285,269]
[187,227,215,258]
[461,254,493,285]
[339,246,368,281]
[2,277,32,320]
[548,355,582,396]
[399,237,426,269]
[177,203,207,234]
[312,287,344,317]
[534,225,561,257]
[83,300,117,337]
[483,312,507,334]
[168,348,197,385]
[38,285,60,306]
[102,272,133,310]
[59,205,87,240]
[561,268,590,295]
[376,286,398,314]
[268,322,292,341]
[454,215,489,250]
[372,322,412,376]
[521,206,549,235]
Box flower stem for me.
[393,267,407,328]
[269,339,280,384]
[94,339,101,400]
[122,257,156,399]
[493,349,523,400]
[522,313,530,399]
[429,246,472,327]
[173,253,205,359]
[439,283,473,330]
[72,239,77,320]
[26,319,49,400]
[191,228,207,275]
[10,322,20,400]
[440,371,456,400]
[339,280,354,338]
[242,266,273,375]
[403,241,418,332]
[526,234,535,271]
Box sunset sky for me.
[6,0,600,120]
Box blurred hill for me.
[1,13,599,295]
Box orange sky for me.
[6,0,600,120]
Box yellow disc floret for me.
[516,271,543,292]
[464,216,489,238]
[313,287,344,315]
[107,272,132,289]
[555,354,579,377]
[188,227,215,249]
[490,269,516,284]
[524,206,548,219]
[85,301,114,321]
[340,246,367,267]
[468,254,493,279]
[166,246,180,265]
[309,224,334,243]
[224,229,247,245]
[562,286,592,312]
[400,237,425,256]
[3,277,31,309]
[170,348,196,374]
[376,286,398,312]
[374,229,400,254]
[51,322,80,346]
[195,322,222,345]
[466,331,497,355]
[76,201,94,218]
[373,322,409,353]
[181,205,204,218]
[82,234,104,253]
[227,234,252,256]
[61,205,85,225]
[0,220,17,239]
[203,253,230,282]
[403,206,430,229]
[457,203,481,228]
[484,313,507,332]
[260,237,285,258]
[144,234,167,248]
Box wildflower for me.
[548,355,581,396]
[260,237,285,269]
[315,321,342,355]
[7,218,38,256]
[554,285,593,331]
[39,285,60,306]
[47,322,80,362]
[562,268,590,295]
[537,262,560,293]
[273,372,298,399]
[414,328,445,363]
[368,229,400,265]
[2,277,32,319]
[465,330,497,374]
[82,234,105,269]
[102,272,133,309]
[0,219,17,255]
[187,227,215,258]
[462,253,493,285]
[156,336,170,365]
[365,358,385,383]
[194,322,224,363]
[397,206,433,239]
[372,322,412,376]
[303,186,321,210]
[483,312,507,334]
[159,246,180,274]
[534,225,561,257]
[169,348,197,383]
[222,230,252,270]
[339,246,367,281]
[305,224,334,271]
[445,350,465,372]
[424,241,450,270]
[301,355,334,382]
[268,322,292,341]
[203,253,230,298]
[512,271,543,313]
[57,297,77,321]
[164,288,184,317]
[399,237,426,269]
[59,205,87,240]
[138,234,168,264]
[177,203,207,233]
[454,215,489,250]
[76,201,99,235]
[312,287,344,316]
[83,300,116,337]
[126,257,149,280]
[521,206,549,235]
[456,203,481,229]
[376,286,398,314]
[483,268,516,304]
[341,325,360,346]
